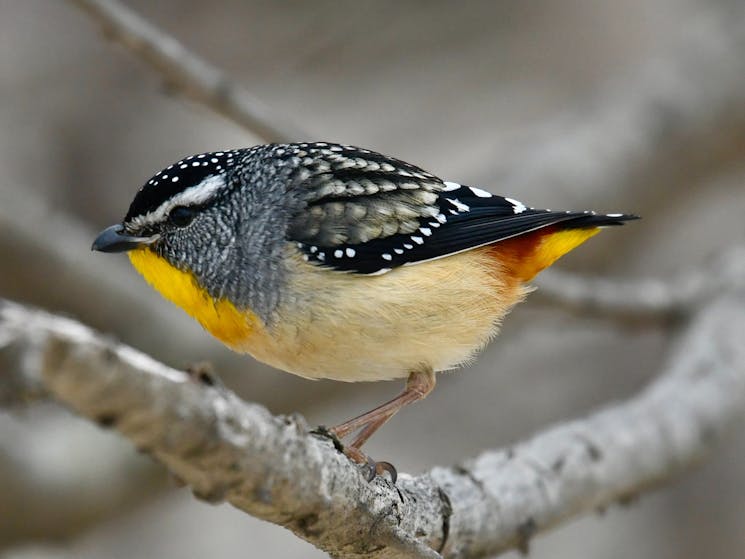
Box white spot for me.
[394,248,404,254]
[310,245,318,253]
[211,158,218,163]
[606,213,624,218]
[346,247,356,257]
[419,227,432,236]
[382,253,393,261]
[162,175,168,179]
[411,236,424,245]
[192,162,200,167]
[403,243,414,249]
[435,213,447,223]
[428,221,440,228]
[443,181,461,191]
[334,249,344,258]
[449,209,459,215]
[215,152,224,156]
[469,186,492,198]
[171,176,179,182]
[446,198,470,212]
[180,164,187,169]
[505,197,527,214]
[318,252,325,261]
[198,154,206,158]
[368,267,391,276]
[302,254,309,261]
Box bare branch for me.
[2,294,743,558]
[68,0,306,143]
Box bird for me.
[92,142,637,471]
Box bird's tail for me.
[488,213,638,282]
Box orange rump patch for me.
[486,226,601,282]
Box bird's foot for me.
[312,426,397,483]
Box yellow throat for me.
[127,247,257,348]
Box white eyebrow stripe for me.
[128,174,226,230]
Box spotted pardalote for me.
[93,142,637,468]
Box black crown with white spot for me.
[125,150,241,221]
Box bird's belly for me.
[239,248,529,382]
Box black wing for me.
[285,143,636,275]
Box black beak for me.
[92,224,155,253]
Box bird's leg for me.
[329,368,436,459]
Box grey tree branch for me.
[68,0,306,143]
[2,295,743,558]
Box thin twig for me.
[2,295,743,558]
[68,0,306,142]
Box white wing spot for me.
[310,245,318,253]
[394,248,404,254]
[171,176,179,182]
[446,198,470,212]
[435,213,447,223]
[606,213,624,218]
[403,243,414,249]
[443,181,461,191]
[411,236,424,245]
[346,247,356,257]
[382,253,393,261]
[419,227,432,236]
[505,197,527,214]
[469,186,492,198]
[368,267,391,276]
[334,249,344,258]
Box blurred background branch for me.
[68,0,306,142]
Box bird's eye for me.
[168,206,197,227]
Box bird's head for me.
[92,148,293,326]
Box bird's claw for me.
[343,447,397,483]
[312,426,398,482]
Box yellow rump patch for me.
[128,247,257,348]
[511,227,601,282]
